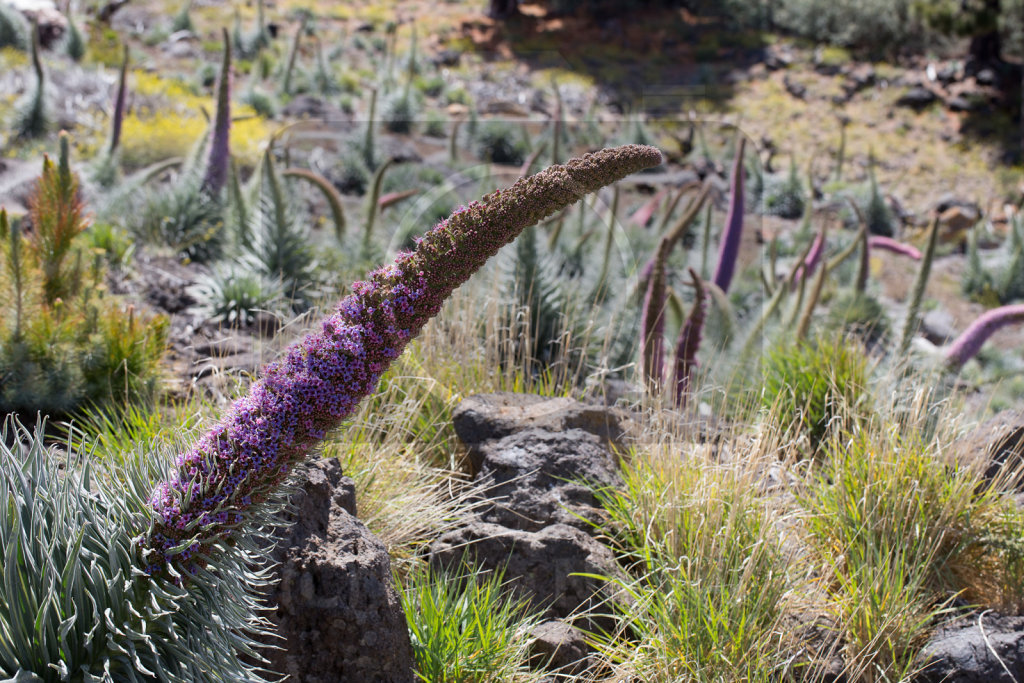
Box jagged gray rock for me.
[915,612,1024,683]
[452,392,631,473]
[428,521,623,631]
[263,458,414,683]
[473,427,622,532]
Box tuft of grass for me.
[761,333,869,454]
[400,563,548,683]
[593,431,795,682]
[800,417,1024,679]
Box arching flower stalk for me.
[141,144,663,579]
[943,304,1024,371]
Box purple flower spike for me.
[640,262,668,386]
[141,144,663,579]
[868,235,922,260]
[110,46,128,154]
[711,136,746,293]
[792,228,827,289]
[943,304,1024,371]
[673,268,706,407]
[201,29,232,196]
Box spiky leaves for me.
[142,144,663,580]
[0,418,280,682]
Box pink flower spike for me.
[630,188,667,227]
[943,304,1024,371]
[868,236,921,260]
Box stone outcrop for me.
[263,458,414,683]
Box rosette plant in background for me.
[0,144,663,681]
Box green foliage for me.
[400,563,546,683]
[474,120,528,165]
[761,333,868,452]
[423,109,447,138]
[242,151,319,309]
[13,26,49,139]
[772,0,926,57]
[64,15,86,61]
[136,173,225,263]
[0,2,29,51]
[331,144,372,194]
[192,262,284,327]
[761,161,805,219]
[171,1,194,33]
[826,290,889,344]
[801,427,1024,676]
[242,88,277,118]
[415,74,446,98]
[0,418,282,681]
[594,451,791,681]
[85,220,134,271]
[383,92,419,134]
[0,140,167,419]
[963,215,1024,304]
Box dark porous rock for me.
[782,74,807,100]
[473,427,622,532]
[896,86,939,110]
[948,409,1024,489]
[429,521,624,629]
[263,458,414,683]
[915,612,1024,682]
[452,393,631,473]
[432,48,462,67]
[529,620,595,676]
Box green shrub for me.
[772,0,926,57]
[136,175,226,263]
[383,92,419,134]
[192,262,284,327]
[826,290,888,344]
[474,120,528,165]
[761,333,868,452]
[963,215,1024,305]
[802,427,1024,677]
[761,162,805,219]
[0,138,167,419]
[423,109,447,138]
[0,2,29,51]
[595,450,792,681]
[400,563,547,682]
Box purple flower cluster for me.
[141,144,663,578]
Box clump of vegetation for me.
[383,92,419,134]
[964,214,1024,305]
[401,565,547,682]
[0,135,168,418]
[0,2,29,51]
[761,333,869,453]
[761,160,805,219]
[475,120,529,165]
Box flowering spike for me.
[673,268,707,406]
[791,224,827,289]
[202,29,232,196]
[943,304,1024,371]
[711,136,746,293]
[110,45,129,154]
[141,144,663,578]
[868,235,921,260]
